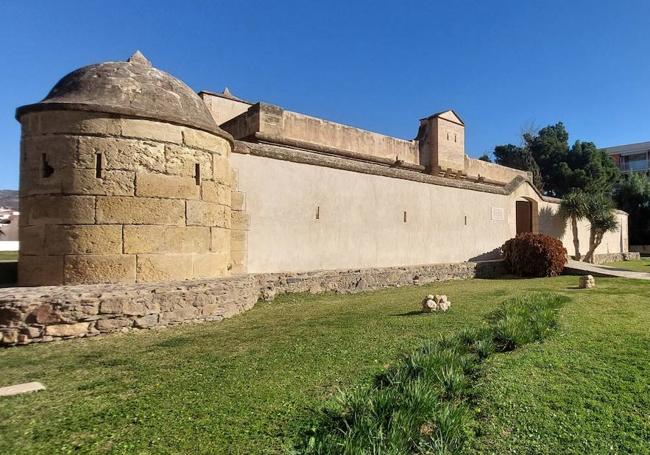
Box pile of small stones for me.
[421,294,451,313]
[579,275,596,289]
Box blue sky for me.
[1,0,649,189]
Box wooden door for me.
[516,200,532,235]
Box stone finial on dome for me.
[127,50,151,66]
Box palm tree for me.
[559,190,589,260]
[583,193,619,263]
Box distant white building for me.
[0,207,20,245]
[603,141,650,176]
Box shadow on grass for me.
[154,336,194,349]
[392,310,429,317]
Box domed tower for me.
[16,52,234,286]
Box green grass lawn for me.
[1,276,649,454]
[604,257,650,273]
[0,251,18,261]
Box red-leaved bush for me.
[502,233,567,277]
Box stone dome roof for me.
[17,51,230,140]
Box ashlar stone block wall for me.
[18,110,235,285]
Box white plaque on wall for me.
[491,207,505,221]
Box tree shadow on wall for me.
[469,247,502,262]
[539,205,566,239]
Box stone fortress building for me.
[0,52,631,345]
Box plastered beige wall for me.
[513,184,627,257]
[201,93,252,126]
[280,111,419,164]
[463,156,530,183]
[232,153,627,273]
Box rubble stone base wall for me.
[592,252,640,264]
[0,261,504,346]
[629,245,650,256]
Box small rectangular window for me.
[316,206,320,220]
[195,163,201,185]
[41,153,54,178]
[95,153,103,178]
[403,211,407,223]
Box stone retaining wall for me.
[630,245,650,256]
[0,261,504,346]
[592,252,640,264]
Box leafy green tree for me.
[559,141,620,195]
[493,122,621,198]
[524,122,569,196]
[614,173,650,245]
[478,153,492,163]
[559,190,589,260]
[583,193,619,263]
[493,144,543,190]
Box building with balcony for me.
[604,141,650,176]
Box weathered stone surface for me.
[421,294,451,312]
[135,173,199,199]
[47,225,123,255]
[23,195,95,225]
[260,287,276,302]
[186,200,227,227]
[78,136,166,173]
[591,252,640,265]
[64,255,136,284]
[20,167,65,196]
[20,134,78,171]
[21,326,42,338]
[192,253,228,279]
[96,318,132,332]
[62,169,135,196]
[19,226,45,255]
[211,227,231,253]
[18,256,64,286]
[2,328,19,344]
[121,118,183,144]
[96,196,185,225]
[99,298,125,314]
[17,53,230,138]
[231,250,247,274]
[213,156,231,184]
[124,225,210,254]
[44,322,90,337]
[27,304,63,324]
[201,303,223,317]
[22,111,122,136]
[183,129,227,153]
[136,254,193,282]
[164,144,213,178]
[579,274,596,289]
[231,191,245,211]
[160,306,200,323]
[134,314,159,328]
[231,211,249,230]
[231,230,246,253]
[201,181,230,205]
